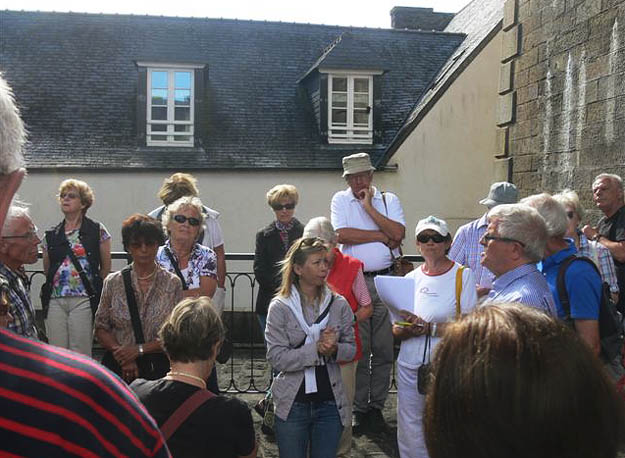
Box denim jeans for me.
[274,400,343,458]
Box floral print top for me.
[156,241,217,289]
[42,225,111,298]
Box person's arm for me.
[360,187,405,243]
[99,237,112,279]
[185,247,218,298]
[42,247,50,275]
[352,269,372,322]
[336,227,390,246]
[214,244,226,288]
[582,225,625,262]
[253,230,274,288]
[184,275,217,298]
[575,320,601,356]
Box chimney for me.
[390,7,454,31]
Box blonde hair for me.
[553,189,584,220]
[158,173,200,205]
[58,179,94,214]
[266,184,299,207]
[303,217,338,245]
[162,196,205,234]
[278,237,327,298]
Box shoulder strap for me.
[455,265,464,320]
[380,192,401,258]
[65,235,96,298]
[163,246,188,290]
[121,266,146,344]
[315,294,335,325]
[160,389,216,440]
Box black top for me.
[131,379,255,458]
[598,205,625,311]
[253,218,304,315]
[294,365,335,403]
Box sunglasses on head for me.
[272,203,296,211]
[417,233,446,244]
[173,214,201,226]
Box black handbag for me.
[417,333,432,395]
[101,266,170,380]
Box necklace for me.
[136,265,157,281]
[167,371,207,389]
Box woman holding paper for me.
[265,237,356,458]
[392,216,477,458]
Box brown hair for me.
[277,237,327,298]
[121,214,165,251]
[424,304,625,458]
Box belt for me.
[363,266,393,277]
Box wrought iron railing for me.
[26,252,424,393]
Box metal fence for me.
[26,252,424,393]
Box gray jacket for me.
[265,289,356,426]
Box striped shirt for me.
[483,263,557,316]
[577,232,619,293]
[448,213,494,289]
[0,262,37,338]
[0,328,170,457]
[352,269,372,306]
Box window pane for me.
[151,89,168,106]
[354,93,369,109]
[151,135,167,141]
[174,125,191,132]
[332,109,347,124]
[332,77,347,92]
[174,135,192,142]
[151,106,168,121]
[175,107,191,121]
[175,72,191,89]
[175,90,191,106]
[354,111,369,125]
[151,71,167,89]
[150,124,167,132]
[354,78,369,93]
[332,93,347,108]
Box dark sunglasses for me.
[271,203,296,211]
[173,214,201,226]
[566,211,575,219]
[417,233,446,244]
[482,234,526,247]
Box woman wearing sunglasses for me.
[266,237,355,458]
[392,216,477,458]
[254,184,303,337]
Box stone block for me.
[504,0,518,30]
[516,67,530,87]
[585,54,610,82]
[498,92,517,126]
[528,61,548,83]
[517,82,539,104]
[496,127,510,157]
[517,46,539,71]
[494,157,513,182]
[585,79,599,104]
[518,0,530,22]
[500,61,514,94]
[514,154,533,172]
[574,0,602,24]
[502,25,521,62]
[589,10,618,39]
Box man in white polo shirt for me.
[331,152,406,434]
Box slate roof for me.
[0,10,464,170]
[377,0,504,166]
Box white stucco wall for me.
[377,30,502,252]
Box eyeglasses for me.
[59,192,79,200]
[566,211,575,219]
[173,214,201,226]
[2,226,40,241]
[481,234,526,247]
[271,203,296,211]
[417,233,446,244]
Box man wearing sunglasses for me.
[330,152,405,434]
[479,204,556,316]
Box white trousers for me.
[397,364,429,458]
[45,296,93,357]
[337,360,358,457]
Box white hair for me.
[520,193,568,238]
[553,189,584,220]
[303,217,338,244]
[488,204,548,263]
[593,173,624,198]
[0,75,26,175]
[162,196,205,233]
[1,204,30,235]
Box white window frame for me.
[324,71,377,144]
[140,63,203,147]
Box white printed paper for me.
[374,275,414,322]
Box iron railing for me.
[26,252,424,393]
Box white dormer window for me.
[328,74,373,144]
[146,67,195,147]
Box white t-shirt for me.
[330,186,405,272]
[396,262,478,370]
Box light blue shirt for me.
[483,263,557,316]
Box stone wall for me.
[497,0,625,220]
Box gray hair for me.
[162,196,205,233]
[520,193,568,238]
[488,204,548,263]
[1,204,30,235]
[0,75,26,175]
[303,217,338,244]
[553,189,584,220]
[593,173,624,198]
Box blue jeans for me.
[274,400,343,458]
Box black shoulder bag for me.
[164,247,232,363]
[101,266,170,380]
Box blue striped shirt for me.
[449,213,495,288]
[483,263,557,316]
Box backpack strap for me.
[455,265,465,320]
[160,389,216,440]
[557,255,601,320]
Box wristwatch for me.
[138,344,144,356]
